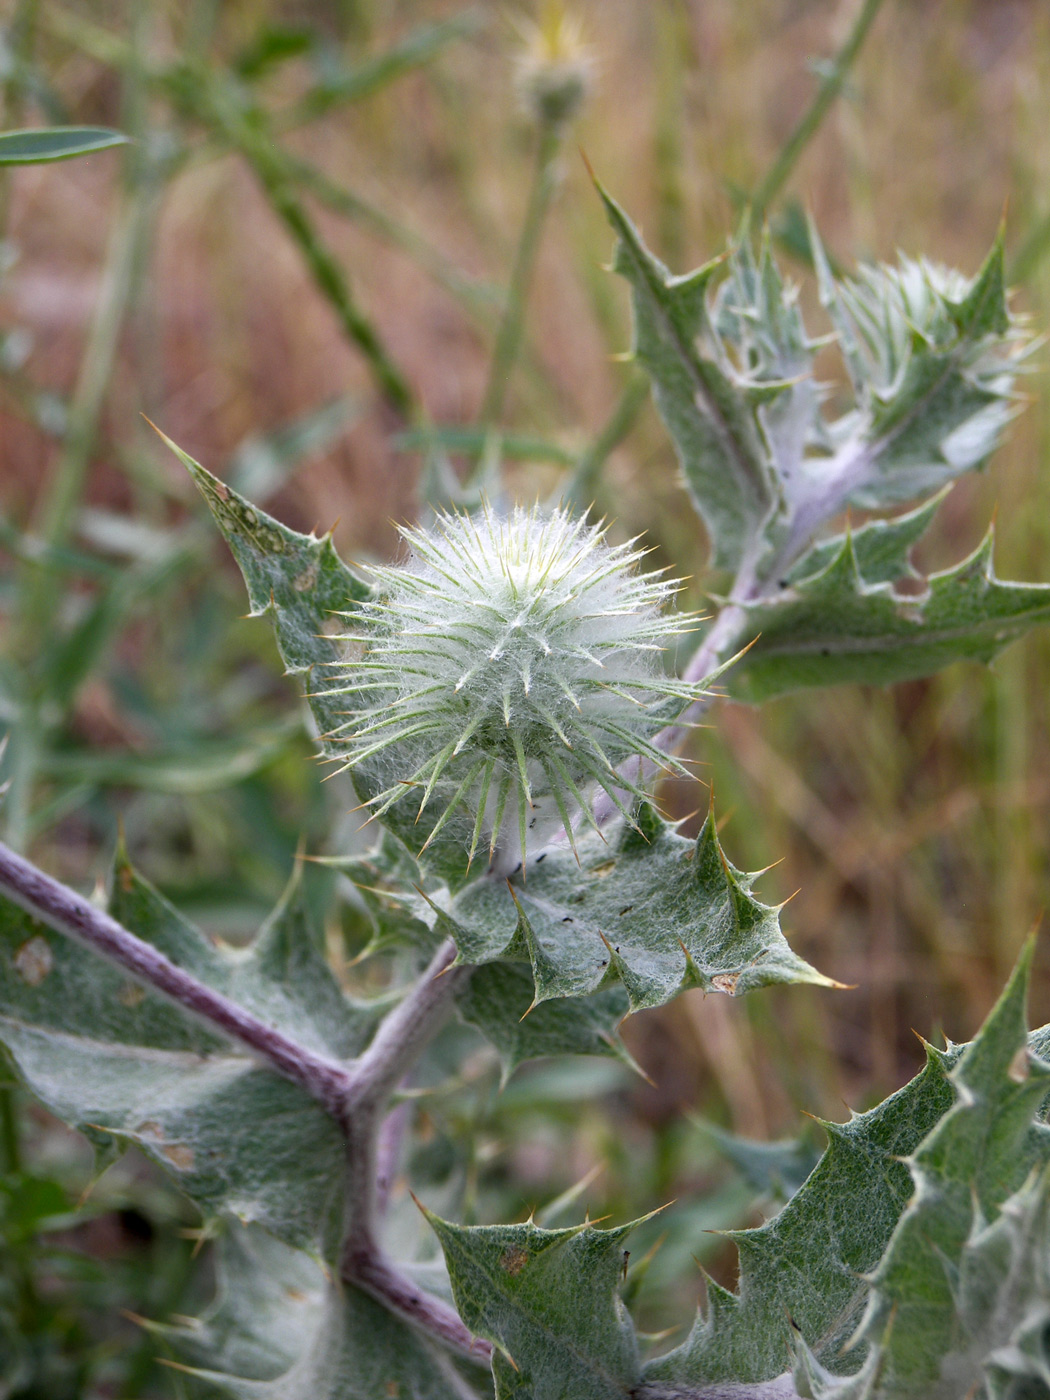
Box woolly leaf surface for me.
[426,1211,641,1399]
[454,961,632,1081]
[724,528,1050,703]
[162,1225,486,1399]
[171,433,479,883]
[601,187,778,571]
[170,433,369,677]
[800,942,1050,1399]
[646,951,1050,1393]
[0,853,378,1258]
[813,230,1020,510]
[437,806,830,1011]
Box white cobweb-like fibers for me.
[324,504,707,869]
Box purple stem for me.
[340,939,467,1261]
[376,1100,411,1216]
[348,1247,493,1362]
[0,840,353,1118]
[634,1379,800,1399]
[0,842,494,1360]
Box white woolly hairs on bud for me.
[326,504,707,872]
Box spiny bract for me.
[326,504,705,868]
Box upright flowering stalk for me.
[327,504,706,868]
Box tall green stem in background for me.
[748,0,886,227]
[478,121,563,430]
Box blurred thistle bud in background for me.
[512,1,594,132]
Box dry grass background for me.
[5,0,1050,1312]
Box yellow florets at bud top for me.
[325,504,708,871]
[512,1,593,131]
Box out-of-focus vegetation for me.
[2,0,1050,1389]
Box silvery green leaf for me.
[0,850,378,1257]
[426,1210,641,1400]
[725,525,1050,703]
[170,432,475,885]
[647,946,1050,1396]
[812,226,1023,510]
[801,940,1050,1399]
[162,1224,486,1399]
[434,804,831,1012]
[600,187,780,571]
[163,431,370,744]
[786,491,946,588]
[454,961,633,1082]
[603,191,1026,586]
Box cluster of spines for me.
[313,505,706,866]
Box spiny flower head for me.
[512,1,593,130]
[327,504,705,869]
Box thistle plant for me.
[5,179,1050,1400]
[328,503,705,868]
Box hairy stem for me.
[349,1249,493,1363]
[587,599,749,830]
[0,840,354,1117]
[341,939,467,1259]
[376,1100,412,1217]
[635,1379,801,1400]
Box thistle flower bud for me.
[512,2,593,131]
[329,505,705,869]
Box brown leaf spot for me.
[213,480,230,502]
[1009,1045,1030,1083]
[135,1121,195,1170]
[386,1384,400,1398]
[162,1142,196,1171]
[119,865,135,892]
[293,563,319,593]
[14,936,53,986]
[499,1246,529,1276]
[710,973,739,995]
[590,860,616,878]
[118,982,145,1008]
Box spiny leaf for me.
[600,185,778,571]
[434,805,831,1012]
[725,523,1050,702]
[425,1210,641,1399]
[786,492,947,589]
[160,1224,485,1399]
[0,852,378,1258]
[802,941,1050,1399]
[454,960,633,1083]
[646,947,1050,1393]
[162,431,369,738]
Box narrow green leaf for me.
[427,1210,641,1399]
[0,126,127,164]
[600,185,776,570]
